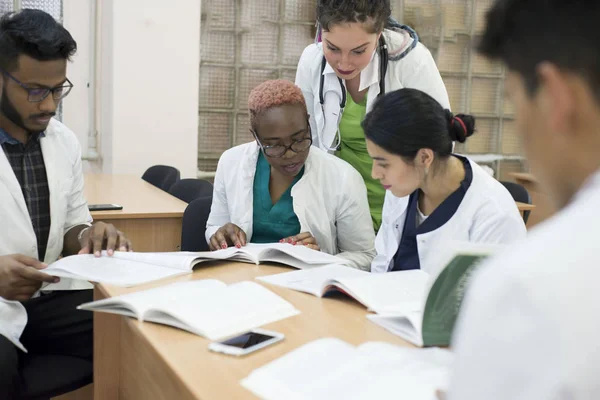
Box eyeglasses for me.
[253,128,313,158]
[0,68,73,103]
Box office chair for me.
[142,165,181,192]
[500,181,532,224]
[20,354,92,399]
[181,196,213,252]
[168,179,213,204]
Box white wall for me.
[63,0,200,178]
[62,0,96,170]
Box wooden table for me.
[93,262,414,399]
[511,173,555,227]
[84,174,187,252]
[516,201,536,220]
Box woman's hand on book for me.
[209,223,247,250]
[280,232,320,251]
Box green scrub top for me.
[251,152,304,243]
[337,93,384,231]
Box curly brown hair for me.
[316,0,391,34]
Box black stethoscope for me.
[318,24,420,109]
[317,24,420,151]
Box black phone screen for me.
[218,332,276,349]
[88,204,123,211]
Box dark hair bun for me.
[446,111,475,143]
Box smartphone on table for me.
[88,203,123,211]
[208,329,284,357]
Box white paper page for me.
[247,243,345,267]
[241,338,358,400]
[306,344,451,400]
[190,247,257,266]
[257,264,367,296]
[77,280,226,318]
[145,281,299,340]
[338,343,452,400]
[336,270,429,314]
[242,338,452,400]
[367,311,425,347]
[424,241,502,291]
[110,251,204,271]
[45,255,192,287]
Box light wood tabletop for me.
[84,174,187,220]
[93,262,414,399]
[511,172,539,184]
[84,174,188,252]
[516,201,536,211]
[510,172,555,227]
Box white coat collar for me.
[0,127,54,222]
[0,147,29,221]
[322,48,380,93]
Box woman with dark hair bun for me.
[363,88,526,273]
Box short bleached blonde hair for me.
[248,79,306,130]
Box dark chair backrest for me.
[168,179,213,204]
[181,196,212,252]
[500,181,531,224]
[142,165,181,192]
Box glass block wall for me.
[0,0,62,21]
[196,0,526,179]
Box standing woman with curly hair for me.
[205,80,375,270]
[296,0,450,232]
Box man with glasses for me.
[205,79,375,270]
[0,9,132,397]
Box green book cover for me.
[421,253,488,347]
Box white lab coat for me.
[0,297,27,352]
[205,142,376,270]
[0,119,92,290]
[371,158,526,273]
[295,28,451,151]
[449,169,600,400]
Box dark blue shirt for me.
[390,155,473,271]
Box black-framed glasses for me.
[252,127,313,158]
[0,68,73,103]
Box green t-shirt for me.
[251,152,304,243]
[337,94,384,231]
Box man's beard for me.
[1,89,53,135]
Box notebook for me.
[241,337,452,400]
[44,243,345,287]
[367,243,499,347]
[77,280,300,340]
[257,264,429,314]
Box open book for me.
[257,264,429,314]
[45,243,344,287]
[241,337,452,400]
[77,280,299,340]
[367,243,499,347]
